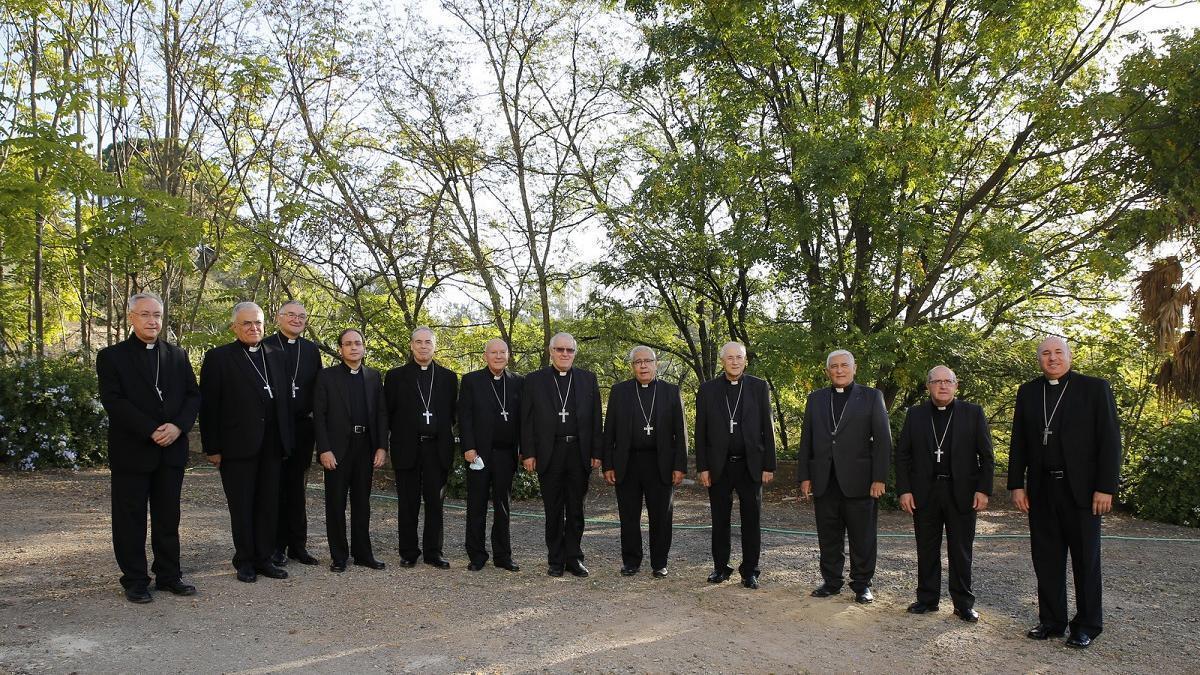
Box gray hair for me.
[550,332,578,351]
[126,292,163,314]
[628,345,656,362]
[1036,335,1071,357]
[277,300,305,314]
[411,326,436,342]
[231,301,263,323]
[484,337,509,352]
[718,341,746,359]
[826,349,855,368]
[926,365,957,383]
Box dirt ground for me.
[1,458,1198,674]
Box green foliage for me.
[445,458,542,500]
[0,356,107,470]
[1123,415,1200,528]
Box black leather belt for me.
[1046,469,1065,479]
[419,435,437,442]
[352,425,367,434]
[727,455,745,463]
[934,474,952,480]
[555,435,578,443]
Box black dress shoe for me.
[270,550,288,567]
[620,565,639,577]
[330,561,347,573]
[742,575,759,589]
[854,588,875,604]
[124,587,152,604]
[398,558,417,568]
[811,583,841,597]
[954,607,980,623]
[155,579,197,596]
[494,561,520,572]
[907,601,939,614]
[467,561,485,571]
[707,567,734,584]
[1027,624,1066,640]
[256,565,289,580]
[566,562,589,578]
[236,569,257,583]
[424,557,451,569]
[353,558,386,570]
[289,550,320,566]
[1065,632,1093,649]
[547,565,564,577]
[652,568,668,578]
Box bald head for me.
[1037,336,1072,380]
[484,338,510,375]
[926,365,958,407]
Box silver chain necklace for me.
[276,334,301,399]
[554,372,573,424]
[491,373,509,421]
[417,364,435,425]
[1042,379,1070,446]
[636,381,657,436]
[244,348,273,399]
[931,408,954,463]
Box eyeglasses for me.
[928,379,958,386]
[280,311,307,320]
[238,320,264,328]
[552,346,576,354]
[632,359,656,366]
[132,312,163,320]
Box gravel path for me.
[1,461,1197,674]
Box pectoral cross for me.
[500,410,509,421]
[422,410,433,424]
[291,383,299,399]
[264,384,274,399]
[643,422,654,436]
[934,447,944,462]
[155,386,163,399]
[1042,428,1052,446]
[729,419,738,434]
[559,409,570,423]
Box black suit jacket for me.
[458,368,523,464]
[1007,371,1122,507]
[199,341,295,459]
[263,332,324,466]
[895,400,995,512]
[313,364,388,460]
[520,366,602,474]
[96,336,201,473]
[694,375,777,483]
[797,383,892,498]
[602,379,688,485]
[385,360,458,470]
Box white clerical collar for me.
[557,369,569,376]
[145,342,156,350]
[1048,378,1059,385]
[834,387,845,393]
[349,366,360,375]
[287,338,296,344]
[640,381,653,388]
[727,378,740,385]
[936,405,947,411]
[420,364,429,371]
[247,345,260,352]
[493,374,503,380]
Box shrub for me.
[0,356,108,470]
[445,457,542,501]
[1123,416,1200,527]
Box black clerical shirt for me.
[631,381,658,452]
[725,377,746,457]
[1042,372,1071,471]
[931,400,954,475]
[553,369,579,437]
[346,364,369,429]
[490,374,515,447]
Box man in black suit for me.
[265,301,324,567]
[96,292,201,603]
[896,365,994,622]
[798,349,892,603]
[385,326,459,568]
[1009,336,1121,649]
[602,346,687,578]
[520,332,603,578]
[200,302,295,583]
[458,338,524,572]
[695,341,776,589]
[313,329,388,573]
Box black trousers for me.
[275,419,313,554]
[393,439,448,562]
[465,448,517,566]
[324,434,376,564]
[616,451,674,570]
[913,479,977,609]
[708,458,761,577]
[1029,474,1104,637]
[538,440,589,567]
[111,463,185,590]
[219,449,281,572]
[813,470,878,592]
